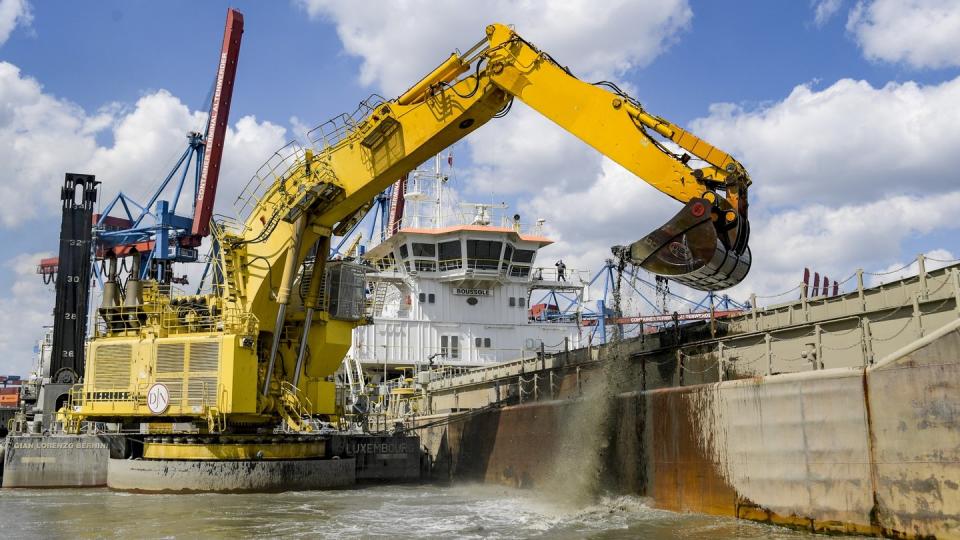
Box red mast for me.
[192,8,244,237]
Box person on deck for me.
[555,260,566,282]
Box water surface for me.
[2,483,858,539]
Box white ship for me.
[344,155,585,386]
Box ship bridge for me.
[363,224,569,287]
[350,220,584,376]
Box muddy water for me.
[1,484,856,539]
[540,280,638,506]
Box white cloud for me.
[734,192,960,299]
[868,248,957,286]
[0,0,31,47]
[813,0,844,26]
[464,104,601,196]
[303,0,958,307]
[522,74,960,304]
[0,252,53,376]
[296,0,691,94]
[847,0,960,69]
[0,62,288,226]
[519,74,960,301]
[522,157,681,274]
[0,61,289,374]
[521,161,960,305]
[0,62,102,225]
[689,76,960,207]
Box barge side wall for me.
[421,321,960,539]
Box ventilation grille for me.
[156,343,185,373]
[93,344,132,390]
[188,376,218,406]
[189,341,219,372]
[154,378,183,401]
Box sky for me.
[1,0,959,375]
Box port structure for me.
[534,260,750,344]
[37,8,243,286]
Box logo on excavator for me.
[147,383,170,414]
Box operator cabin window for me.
[510,249,535,278]
[466,240,502,270]
[441,335,460,359]
[438,240,462,270]
[412,242,437,272]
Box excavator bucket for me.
[615,198,751,291]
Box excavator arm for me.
[237,24,749,308]
[226,23,753,405]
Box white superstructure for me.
[347,155,584,378]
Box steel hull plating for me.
[419,320,960,538]
[2,434,126,488]
[107,457,356,493]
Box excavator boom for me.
[239,23,750,308]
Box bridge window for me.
[399,244,408,259]
[412,243,435,257]
[509,248,535,278]
[438,240,462,270]
[509,297,516,307]
[512,249,535,263]
[466,240,502,270]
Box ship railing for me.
[529,266,587,284]
[437,258,463,271]
[306,96,386,151]
[233,140,308,221]
[353,342,571,370]
[464,258,506,275]
[95,293,257,337]
[68,383,136,411]
[387,394,423,419]
[69,379,223,418]
[746,255,960,313]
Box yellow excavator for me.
[69,24,751,453]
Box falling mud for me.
[539,258,636,507]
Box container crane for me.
[31,8,242,402]
[37,8,243,285]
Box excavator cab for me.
[615,192,751,291]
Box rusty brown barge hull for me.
[412,264,960,539]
